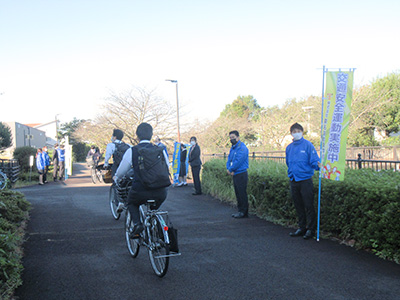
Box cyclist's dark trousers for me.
[191,165,202,194]
[127,185,167,224]
[290,178,315,232]
[233,171,248,215]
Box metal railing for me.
[0,159,20,184]
[202,152,400,171]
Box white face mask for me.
[190,141,196,146]
[292,132,303,141]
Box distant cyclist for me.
[114,123,170,237]
[104,129,130,177]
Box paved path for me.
[15,163,400,300]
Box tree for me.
[59,118,86,144]
[220,95,262,120]
[73,87,176,150]
[196,95,261,152]
[0,122,12,151]
[347,73,400,146]
[13,146,37,172]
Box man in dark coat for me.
[188,136,202,195]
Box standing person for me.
[154,136,169,159]
[52,143,59,181]
[177,143,188,187]
[286,123,320,240]
[36,148,45,185]
[104,129,130,177]
[42,146,50,183]
[226,130,249,218]
[188,136,202,195]
[114,123,170,235]
[58,145,66,181]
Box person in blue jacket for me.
[286,123,320,240]
[226,130,249,218]
[42,146,50,183]
[57,145,66,181]
[36,148,45,185]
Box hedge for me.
[0,191,31,300]
[202,159,400,263]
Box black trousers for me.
[233,171,248,214]
[59,161,65,180]
[43,166,48,182]
[53,159,59,179]
[191,165,202,194]
[127,186,167,224]
[290,178,316,231]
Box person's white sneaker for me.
[116,202,124,213]
[183,182,188,186]
[176,182,184,187]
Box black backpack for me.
[132,144,171,189]
[113,142,130,168]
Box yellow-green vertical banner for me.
[321,71,354,181]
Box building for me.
[25,120,58,147]
[3,122,47,158]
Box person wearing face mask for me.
[286,123,321,240]
[188,136,202,195]
[226,130,249,218]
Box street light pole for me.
[166,79,181,142]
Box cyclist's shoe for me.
[129,223,144,239]
[116,202,124,213]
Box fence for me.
[0,159,20,184]
[202,152,400,171]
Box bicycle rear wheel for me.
[109,185,121,220]
[148,216,169,277]
[0,172,7,190]
[91,168,98,184]
[125,211,140,257]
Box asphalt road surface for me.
[15,163,400,300]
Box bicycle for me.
[0,169,8,190]
[89,161,104,184]
[124,199,180,277]
[109,170,132,220]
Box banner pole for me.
[317,65,326,242]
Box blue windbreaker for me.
[285,137,320,181]
[226,140,249,175]
[43,152,50,166]
[58,148,65,162]
[36,152,45,170]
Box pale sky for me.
[0,0,399,126]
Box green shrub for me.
[0,190,30,300]
[13,147,37,172]
[202,159,400,263]
[73,142,90,162]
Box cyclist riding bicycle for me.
[113,123,170,238]
[104,129,131,177]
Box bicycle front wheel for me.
[125,211,140,257]
[91,168,98,184]
[0,172,7,190]
[148,216,169,277]
[97,169,104,183]
[109,185,121,220]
